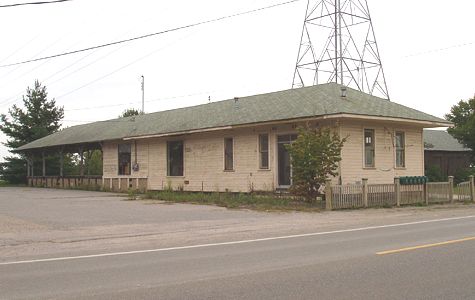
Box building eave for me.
[123,113,451,141]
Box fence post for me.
[325,179,333,210]
[469,175,475,203]
[394,177,401,207]
[448,176,454,204]
[424,182,429,206]
[362,178,368,208]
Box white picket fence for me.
[326,176,474,210]
[457,181,472,202]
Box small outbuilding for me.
[424,129,472,178]
[17,83,451,192]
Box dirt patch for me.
[0,215,48,234]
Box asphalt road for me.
[2,214,475,299]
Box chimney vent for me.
[340,86,347,98]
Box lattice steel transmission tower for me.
[292,0,390,99]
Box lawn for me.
[140,190,324,212]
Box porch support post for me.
[26,156,31,177]
[394,177,401,207]
[42,151,46,177]
[469,175,475,203]
[59,148,64,177]
[448,176,454,204]
[79,147,84,176]
[31,154,34,177]
[86,150,92,176]
[325,179,333,210]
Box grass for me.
[0,180,26,187]
[141,190,324,212]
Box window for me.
[224,138,234,170]
[259,134,269,169]
[167,141,184,176]
[118,144,131,175]
[364,129,375,167]
[395,131,405,168]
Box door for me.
[277,134,297,187]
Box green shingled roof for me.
[423,130,470,152]
[17,83,451,151]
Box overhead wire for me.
[401,41,474,58]
[41,5,176,87]
[0,2,161,108]
[0,3,176,109]
[0,0,73,8]
[0,0,302,68]
[0,37,80,107]
[0,0,301,115]
[55,30,197,101]
[65,89,218,112]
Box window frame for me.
[167,140,184,177]
[258,133,269,170]
[395,131,406,168]
[363,128,375,168]
[118,143,132,176]
[224,137,234,171]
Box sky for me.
[0,0,474,161]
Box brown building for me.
[424,130,472,178]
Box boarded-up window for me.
[395,131,405,168]
[364,129,375,168]
[224,138,234,170]
[167,141,184,176]
[118,144,131,175]
[259,134,269,169]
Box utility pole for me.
[141,75,145,114]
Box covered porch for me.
[23,141,147,192]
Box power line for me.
[65,89,217,112]
[401,41,474,58]
[0,0,73,8]
[0,7,178,109]
[0,0,302,68]
[54,30,197,101]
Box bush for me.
[454,167,475,184]
[425,165,446,182]
[285,126,345,202]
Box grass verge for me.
[142,191,324,212]
[0,180,26,187]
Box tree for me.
[424,164,445,182]
[0,81,64,183]
[285,126,346,202]
[445,97,475,161]
[119,108,141,118]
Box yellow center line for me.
[377,236,475,255]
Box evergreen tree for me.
[119,108,141,118]
[0,81,64,183]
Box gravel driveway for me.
[1,187,474,262]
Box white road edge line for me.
[1,215,474,266]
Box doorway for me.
[277,134,297,187]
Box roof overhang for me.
[123,113,452,140]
